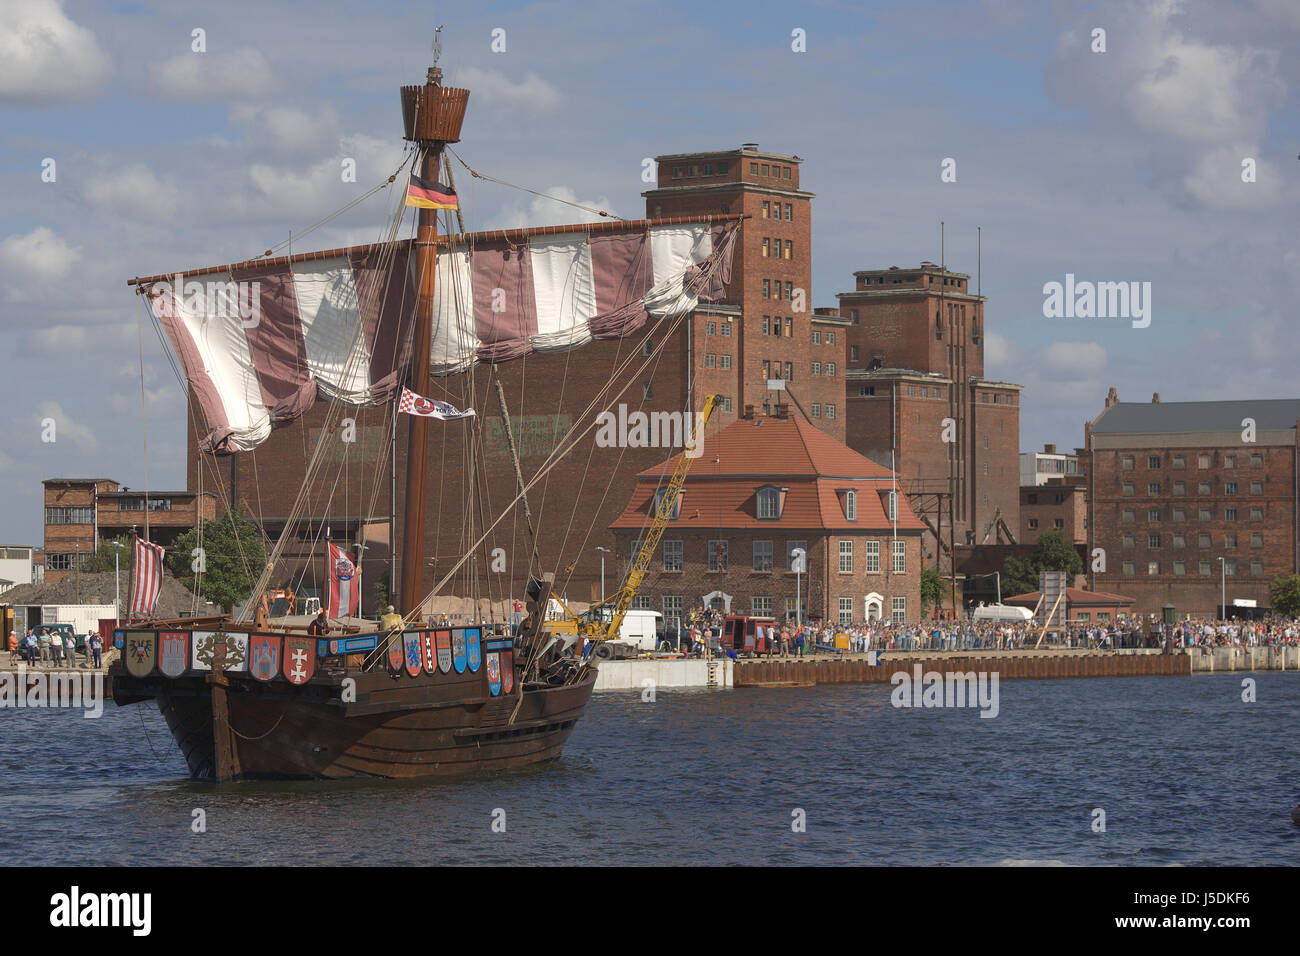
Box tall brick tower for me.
[643,146,845,439]
[839,264,1021,563]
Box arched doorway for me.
[864,592,884,621]
[701,590,732,613]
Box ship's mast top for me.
[430,25,443,85]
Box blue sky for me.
[2,0,1298,546]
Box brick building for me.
[1086,390,1300,616]
[43,478,217,583]
[837,263,1022,563]
[644,146,845,438]
[1019,444,1088,545]
[609,409,923,630]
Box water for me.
[1,674,1297,865]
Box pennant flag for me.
[398,386,475,421]
[327,542,360,619]
[128,537,165,619]
[406,174,458,210]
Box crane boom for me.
[602,394,717,643]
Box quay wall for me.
[593,657,733,692]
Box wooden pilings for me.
[733,652,1192,686]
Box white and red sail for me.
[140,219,736,455]
[326,542,360,618]
[128,537,166,619]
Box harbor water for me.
[1,673,1297,866]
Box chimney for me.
[1152,392,1160,403]
[774,403,790,420]
[1044,443,1056,455]
[742,404,755,420]
[1105,386,1118,409]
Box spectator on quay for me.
[7,630,18,666]
[65,631,78,669]
[48,630,62,666]
[89,632,103,669]
[25,632,37,666]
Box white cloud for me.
[242,132,404,221]
[149,48,276,100]
[29,321,135,354]
[84,164,184,220]
[1042,341,1107,375]
[228,103,342,157]
[1182,144,1284,209]
[0,227,80,287]
[454,66,562,112]
[0,0,112,104]
[35,401,99,452]
[983,330,1012,367]
[489,186,614,230]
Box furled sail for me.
[140,218,736,454]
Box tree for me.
[1270,575,1300,618]
[920,567,946,614]
[80,535,135,574]
[1001,531,1083,598]
[168,509,269,612]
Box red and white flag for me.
[398,386,475,421]
[327,542,360,619]
[128,537,166,619]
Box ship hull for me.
[113,666,596,781]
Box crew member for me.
[308,610,331,636]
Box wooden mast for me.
[397,35,470,618]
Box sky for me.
[1,0,1298,546]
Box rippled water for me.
[1,674,1297,865]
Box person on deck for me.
[308,610,331,636]
[379,605,404,633]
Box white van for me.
[971,604,1033,622]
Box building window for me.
[753,540,774,572]
[662,539,683,572]
[1174,561,1186,576]
[891,596,906,623]
[839,540,853,573]
[45,507,94,525]
[1122,534,1135,548]
[1053,518,1064,529]
[1198,533,1212,548]
[705,353,716,369]
[1199,560,1211,576]
[784,240,793,259]
[827,363,836,377]
[1225,508,1237,522]
[1028,518,1039,530]
[1251,559,1264,575]
[762,316,770,335]
[672,167,683,179]
[1172,455,1186,469]
[1121,509,1135,523]
[784,202,792,220]
[1148,455,1161,469]
[1121,456,1135,471]
[893,539,906,572]
[1148,533,1161,548]
[720,396,732,412]
[1198,482,1211,495]
[1173,534,1186,548]
[761,163,769,175]
[865,540,880,573]
[1148,561,1159,576]
[1122,561,1135,576]
[1173,481,1185,496]
[750,162,759,175]
[718,162,728,175]
[1224,559,1237,576]
[1224,533,1237,548]
[1171,508,1185,522]
[702,163,713,176]
[1148,508,1160,522]
[1224,454,1235,468]
[1122,483,1134,497]
[752,596,773,616]
[886,491,897,521]
[1251,533,1264,547]
[1250,481,1263,494]
[663,595,683,627]
[762,238,770,257]
[1251,454,1263,467]
[46,553,75,571]
[812,330,821,344]
[761,201,770,218]
[812,362,822,376]
[706,321,717,335]
[784,361,793,379]
[827,332,836,345]
[762,279,770,299]
[850,309,859,324]
[838,597,853,625]
[1250,507,1263,520]
[1225,481,1238,495]
[757,487,782,519]
[845,490,856,521]
[784,282,793,301]
[707,539,728,571]
[811,404,821,417]
[1147,482,1160,496]
[1199,455,1212,469]
[720,322,731,337]
[651,488,681,520]
[720,354,731,370]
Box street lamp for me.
[791,547,806,631]
[111,541,124,624]
[595,547,611,600]
[1218,556,1226,622]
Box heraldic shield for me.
[403,631,423,677]
[436,630,452,673]
[452,630,467,673]
[158,631,189,678]
[248,633,282,682]
[284,636,315,685]
[421,631,435,674]
[486,651,501,696]
[387,634,403,673]
[125,631,156,678]
[501,650,515,695]
[466,628,482,673]
[191,632,248,672]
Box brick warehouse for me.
[610,410,923,628]
[1086,389,1300,616]
[837,264,1023,565]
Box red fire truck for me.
[721,614,780,657]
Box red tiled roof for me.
[1004,587,1135,607]
[612,415,923,532]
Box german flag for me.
[406,173,458,210]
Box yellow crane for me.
[569,394,718,651]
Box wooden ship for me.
[107,36,737,781]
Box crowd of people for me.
[7,626,105,668]
[673,605,1300,657]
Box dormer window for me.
[845,490,857,521]
[757,485,783,520]
[652,488,682,520]
[886,490,898,522]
